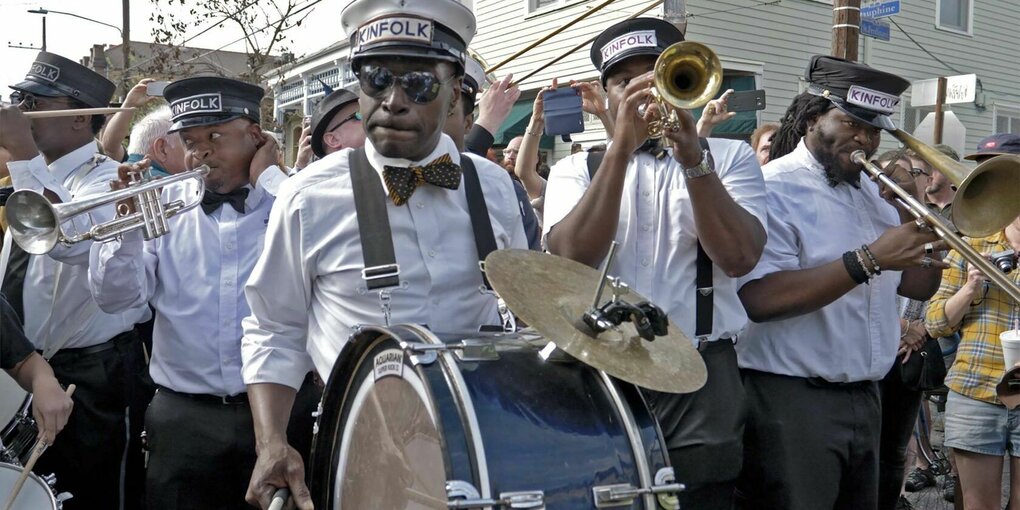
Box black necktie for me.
[636,138,668,160]
[382,154,462,206]
[201,188,249,215]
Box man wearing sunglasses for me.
[308,88,365,160]
[240,1,527,508]
[0,51,151,510]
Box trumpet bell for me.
[654,41,723,111]
[5,190,61,255]
[954,154,1020,237]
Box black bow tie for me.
[382,154,462,206]
[636,138,668,160]
[201,188,249,215]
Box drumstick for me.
[23,107,134,119]
[268,488,290,510]
[1,384,76,510]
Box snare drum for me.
[0,462,58,509]
[0,373,36,465]
[310,325,682,509]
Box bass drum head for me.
[311,327,447,510]
[0,462,57,509]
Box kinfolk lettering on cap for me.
[357,16,434,51]
[600,30,658,63]
[170,93,224,118]
[846,85,900,114]
[29,61,60,82]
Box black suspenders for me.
[348,148,497,291]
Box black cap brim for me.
[600,48,662,85]
[828,97,895,130]
[10,80,66,98]
[169,114,246,133]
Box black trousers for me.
[144,377,321,510]
[736,370,881,510]
[34,330,135,510]
[642,340,746,510]
[125,319,157,510]
[877,363,923,510]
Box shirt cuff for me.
[257,165,287,196]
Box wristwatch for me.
[681,149,715,179]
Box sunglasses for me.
[355,65,453,104]
[10,91,74,111]
[326,112,362,134]
[908,167,931,178]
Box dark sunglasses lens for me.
[400,72,440,104]
[361,66,394,96]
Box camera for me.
[989,249,1017,274]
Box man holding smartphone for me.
[543,17,767,509]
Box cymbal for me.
[485,249,707,394]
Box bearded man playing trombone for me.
[544,18,767,509]
[734,56,945,510]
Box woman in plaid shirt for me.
[925,213,1020,510]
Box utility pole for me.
[831,0,861,61]
[122,0,131,95]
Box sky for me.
[0,0,347,98]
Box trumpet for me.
[851,151,1020,304]
[643,41,723,139]
[5,165,210,255]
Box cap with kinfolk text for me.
[164,76,265,133]
[964,133,1020,161]
[341,0,475,69]
[310,88,359,158]
[590,18,684,86]
[805,55,910,130]
[10,51,115,108]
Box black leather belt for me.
[697,337,735,353]
[807,377,873,390]
[43,330,134,360]
[157,385,249,405]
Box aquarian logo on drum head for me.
[373,349,405,381]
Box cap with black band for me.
[340,0,475,71]
[164,76,265,133]
[10,51,115,108]
[804,55,910,130]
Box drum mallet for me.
[268,488,290,510]
[2,384,76,510]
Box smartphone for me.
[542,87,584,137]
[726,89,766,112]
[146,81,170,97]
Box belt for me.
[157,385,249,405]
[806,377,873,390]
[697,337,735,353]
[43,330,135,360]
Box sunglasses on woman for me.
[355,64,454,104]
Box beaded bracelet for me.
[861,244,882,275]
[854,250,874,279]
[843,251,870,285]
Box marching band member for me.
[735,56,945,509]
[87,76,307,509]
[0,51,150,509]
[240,1,526,507]
[543,18,768,509]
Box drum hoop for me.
[0,462,58,508]
[599,372,656,508]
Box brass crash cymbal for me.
[485,249,707,394]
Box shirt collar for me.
[792,138,827,179]
[49,140,101,184]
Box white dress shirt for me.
[4,141,149,350]
[736,139,903,382]
[542,139,767,345]
[241,134,528,389]
[89,168,287,396]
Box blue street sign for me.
[861,17,891,41]
[861,0,900,19]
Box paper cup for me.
[1001,330,1020,370]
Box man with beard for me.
[87,76,304,509]
[544,18,767,509]
[735,56,947,509]
[239,1,527,508]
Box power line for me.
[889,18,963,75]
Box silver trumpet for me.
[5,165,210,255]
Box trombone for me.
[851,148,1020,304]
[643,41,723,139]
[5,165,210,255]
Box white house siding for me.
[471,0,1020,161]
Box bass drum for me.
[310,324,682,509]
[0,373,36,465]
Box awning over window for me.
[491,101,554,150]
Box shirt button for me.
[641,258,650,267]
[428,250,436,257]
[224,280,233,286]
[225,243,234,250]
[642,225,651,232]
[642,191,651,197]
[416,203,425,209]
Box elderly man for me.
[239,1,527,508]
[123,105,187,176]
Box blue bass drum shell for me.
[309,324,673,509]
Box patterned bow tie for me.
[636,138,668,160]
[382,154,462,206]
[201,187,249,215]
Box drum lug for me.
[56,490,73,509]
[446,480,545,509]
[592,469,685,509]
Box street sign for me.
[861,17,891,41]
[861,0,900,19]
[914,111,966,157]
[911,74,977,107]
